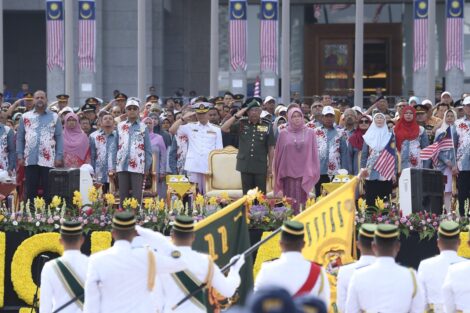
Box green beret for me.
[112,212,136,230]
[375,224,400,239]
[60,221,83,236]
[438,221,460,238]
[246,100,261,111]
[173,215,195,233]
[282,221,304,237]
[359,224,377,238]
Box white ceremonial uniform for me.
[178,122,222,174]
[418,250,466,312]
[346,257,425,313]
[336,255,376,313]
[254,252,330,307]
[83,240,186,313]
[40,250,89,313]
[132,227,181,313]
[443,260,470,313]
[135,226,241,313]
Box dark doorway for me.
[4,11,46,98]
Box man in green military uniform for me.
[221,99,275,194]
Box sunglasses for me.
[312,105,323,108]
[359,120,370,124]
[126,107,138,111]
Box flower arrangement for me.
[0,190,235,234]
[247,191,293,231]
[355,197,469,240]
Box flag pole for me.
[171,227,282,311]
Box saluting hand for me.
[235,108,248,119]
[182,111,196,121]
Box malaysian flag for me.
[374,138,396,180]
[420,126,454,165]
[46,0,64,71]
[414,0,428,72]
[260,0,278,73]
[78,0,96,72]
[254,76,260,97]
[445,0,464,71]
[229,0,247,71]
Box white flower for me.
[36,221,40,227]
[54,224,59,229]
[12,221,18,226]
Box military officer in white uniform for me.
[169,102,223,194]
[254,221,330,307]
[83,212,187,313]
[137,215,245,313]
[443,231,470,313]
[40,221,88,313]
[346,224,425,313]
[336,224,376,313]
[418,221,466,313]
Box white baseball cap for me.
[352,106,363,114]
[441,91,452,98]
[125,98,141,109]
[463,96,470,106]
[263,96,276,105]
[260,110,272,119]
[422,99,433,107]
[322,106,335,115]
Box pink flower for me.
[83,219,88,225]
[377,217,383,222]
[78,217,84,222]
[47,217,54,224]
[395,221,399,225]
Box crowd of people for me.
[39,210,470,312]
[0,87,464,312]
[2,88,470,217]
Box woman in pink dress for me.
[63,112,90,168]
[273,108,320,213]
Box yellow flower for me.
[375,197,384,210]
[262,216,270,223]
[143,198,154,210]
[220,192,230,201]
[72,191,82,208]
[195,194,205,207]
[306,198,315,208]
[358,198,365,210]
[88,186,98,203]
[104,193,115,206]
[33,197,45,211]
[50,196,61,208]
[158,199,166,211]
[208,196,217,206]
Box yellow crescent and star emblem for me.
[79,1,94,20]
[47,2,62,20]
[416,0,428,18]
[231,1,246,20]
[262,2,276,20]
[449,0,462,17]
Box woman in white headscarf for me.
[360,113,398,206]
[434,109,458,212]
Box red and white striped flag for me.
[254,76,260,97]
[46,0,64,71]
[420,126,454,165]
[229,0,247,71]
[329,4,351,13]
[78,0,96,72]
[445,0,464,71]
[260,0,278,73]
[413,0,428,72]
[374,139,396,180]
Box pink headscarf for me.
[63,112,90,160]
[274,108,320,194]
[142,117,167,155]
[287,108,306,133]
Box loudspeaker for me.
[399,168,443,215]
[49,168,80,205]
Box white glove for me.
[229,254,245,273]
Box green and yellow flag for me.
[193,197,253,311]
